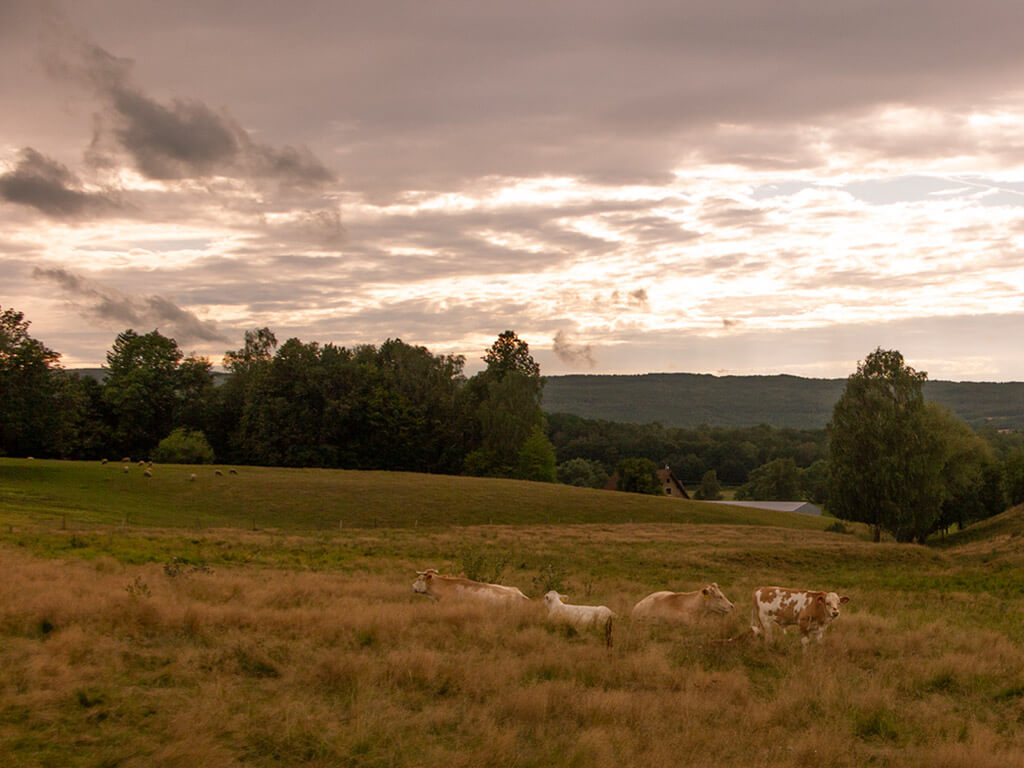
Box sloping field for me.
[2,459,1024,767]
[0,459,833,532]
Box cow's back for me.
[632,591,700,621]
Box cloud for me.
[0,147,124,217]
[31,266,230,344]
[552,330,596,368]
[49,38,334,187]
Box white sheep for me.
[543,591,616,628]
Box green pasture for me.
[0,458,833,532]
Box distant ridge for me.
[541,373,1024,430]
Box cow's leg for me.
[750,606,763,638]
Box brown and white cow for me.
[631,583,735,622]
[412,568,530,604]
[750,586,850,649]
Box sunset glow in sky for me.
[4,1,1024,379]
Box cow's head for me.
[543,590,565,606]
[412,568,438,596]
[702,583,735,615]
[818,592,850,619]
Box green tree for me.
[0,307,63,457]
[463,331,544,477]
[102,329,203,458]
[212,328,278,463]
[800,459,829,505]
[926,403,997,534]
[614,457,662,495]
[515,425,557,482]
[736,457,801,501]
[1003,449,1024,508]
[482,330,540,379]
[557,457,607,488]
[51,372,114,459]
[828,348,943,542]
[693,469,722,500]
[152,428,215,464]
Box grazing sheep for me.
[123,465,130,473]
[138,460,145,467]
[143,467,152,478]
[228,469,238,475]
[189,473,197,482]
[101,458,108,465]
[215,470,223,476]
[122,457,131,463]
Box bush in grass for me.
[152,428,215,464]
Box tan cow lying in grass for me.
[543,591,615,628]
[750,586,850,649]
[412,568,529,604]
[631,583,735,622]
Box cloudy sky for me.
[3,1,1024,380]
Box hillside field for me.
[2,459,1024,767]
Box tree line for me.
[3,307,1023,542]
[0,308,555,481]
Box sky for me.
[3,0,1024,381]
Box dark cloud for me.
[552,330,596,368]
[0,147,123,217]
[32,266,230,344]
[48,37,334,187]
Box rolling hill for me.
[542,373,1024,429]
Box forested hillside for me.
[542,373,1024,429]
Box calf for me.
[631,583,734,622]
[412,568,529,605]
[543,591,615,628]
[750,586,850,649]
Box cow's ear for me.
[839,596,850,604]
[702,587,709,595]
[817,595,825,604]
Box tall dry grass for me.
[2,540,1023,768]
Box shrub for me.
[152,428,215,464]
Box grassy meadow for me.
[2,458,1024,767]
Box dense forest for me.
[4,306,1024,534]
[542,373,1024,430]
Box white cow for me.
[631,583,735,622]
[412,568,529,604]
[543,591,615,627]
[750,586,850,649]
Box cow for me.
[543,591,615,627]
[631,583,735,622]
[412,568,529,604]
[750,586,850,649]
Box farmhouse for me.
[604,466,690,499]
[704,500,823,515]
